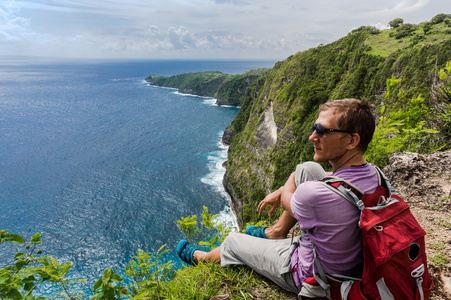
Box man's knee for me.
[295,162,326,186]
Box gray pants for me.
[220,161,326,294]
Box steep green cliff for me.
[223,16,451,227]
[145,69,268,106]
[146,71,227,97]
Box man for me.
[177,98,377,295]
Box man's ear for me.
[347,133,361,150]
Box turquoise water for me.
[0,59,275,282]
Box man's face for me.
[309,109,351,164]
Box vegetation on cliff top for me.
[1,208,292,299]
[145,68,268,106]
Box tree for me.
[389,18,404,28]
[431,13,449,24]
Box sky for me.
[0,0,448,61]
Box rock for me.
[442,275,451,297]
[222,126,234,145]
[384,150,451,299]
[383,151,451,208]
[254,102,277,150]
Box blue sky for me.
[0,0,447,60]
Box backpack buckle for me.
[356,200,365,210]
[411,264,425,278]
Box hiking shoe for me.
[177,239,199,266]
[245,225,268,239]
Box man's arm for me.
[280,172,296,217]
[257,171,296,217]
[257,186,282,216]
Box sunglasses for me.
[311,123,351,138]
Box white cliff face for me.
[254,101,277,150]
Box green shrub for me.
[431,13,450,24]
[176,206,232,251]
[0,230,84,300]
[0,206,237,299]
[392,23,417,39]
[366,93,439,167]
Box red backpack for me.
[299,166,434,300]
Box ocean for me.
[0,58,276,284]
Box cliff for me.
[219,14,451,299]
[222,15,451,228]
[145,69,268,106]
[146,71,227,97]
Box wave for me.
[147,85,177,90]
[200,132,239,231]
[172,90,222,107]
[144,84,238,231]
[172,91,213,99]
[202,98,218,106]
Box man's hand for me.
[257,187,283,216]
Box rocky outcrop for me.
[254,102,277,150]
[179,76,226,97]
[382,151,451,299]
[146,72,226,98]
[383,151,451,210]
[222,168,242,226]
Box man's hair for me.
[319,98,375,153]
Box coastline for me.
[200,130,239,232]
[145,67,268,107]
[163,85,240,231]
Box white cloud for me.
[0,0,448,60]
[148,26,161,36]
[167,26,195,49]
[392,0,429,11]
[0,1,30,41]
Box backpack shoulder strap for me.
[320,164,396,210]
[371,164,396,195]
[321,176,365,210]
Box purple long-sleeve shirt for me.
[290,163,378,290]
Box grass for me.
[365,21,451,58]
[435,218,451,229]
[154,263,296,299]
[431,242,447,251]
[429,253,450,268]
[429,242,450,269]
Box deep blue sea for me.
[0,58,276,285]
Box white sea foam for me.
[202,98,239,108]
[151,85,238,230]
[201,132,239,231]
[219,104,238,108]
[173,91,211,98]
[202,98,218,106]
[215,204,239,232]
